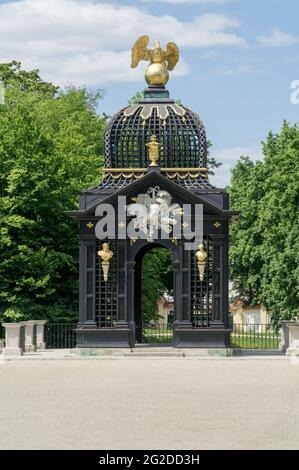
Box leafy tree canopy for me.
[0,61,58,96]
[229,121,299,326]
[142,248,173,324]
[0,62,105,322]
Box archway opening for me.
[134,245,174,345]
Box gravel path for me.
[0,359,298,449]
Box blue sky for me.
[0,0,298,186]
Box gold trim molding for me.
[103,167,208,180]
[103,169,146,180]
[123,103,186,123]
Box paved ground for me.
[0,358,298,450]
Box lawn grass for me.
[143,327,173,344]
[143,327,281,349]
[231,333,280,349]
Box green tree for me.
[0,62,105,322]
[128,90,145,106]
[229,122,299,326]
[142,248,173,323]
[0,61,58,95]
[206,140,222,176]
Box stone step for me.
[73,347,232,357]
[124,351,184,357]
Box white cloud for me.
[213,64,254,76]
[209,143,263,187]
[0,0,245,86]
[20,50,189,87]
[142,0,230,4]
[199,50,218,59]
[257,29,299,47]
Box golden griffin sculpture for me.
[131,36,179,86]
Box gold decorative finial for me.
[131,36,179,86]
[195,243,207,282]
[98,243,113,282]
[147,135,160,166]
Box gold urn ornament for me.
[131,36,179,86]
[195,243,207,283]
[147,135,160,166]
[98,243,113,282]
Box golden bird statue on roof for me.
[131,35,179,86]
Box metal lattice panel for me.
[191,238,213,327]
[96,240,118,327]
[104,105,207,169]
[212,242,221,322]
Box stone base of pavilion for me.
[1,348,291,361]
[0,347,235,360]
[74,346,233,358]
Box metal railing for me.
[45,323,77,349]
[231,324,280,350]
[41,322,281,350]
[142,323,173,344]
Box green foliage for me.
[128,90,145,105]
[206,140,222,175]
[0,61,58,96]
[229,122,299,326]
[0,62,105,322]
[142,248,173,323]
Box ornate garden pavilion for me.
[68,37,239,349]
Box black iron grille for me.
[105,105,207,169]
[96,240,118,327]
[191,238,214,327]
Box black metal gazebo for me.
[68,37,239,349]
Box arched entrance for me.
[131,241,179,346]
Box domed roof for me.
[83,39,219,197]
[104,88,207,170]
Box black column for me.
[222,233,229,329]
[115,240,129,328]
[181,247,191,322]
[127,260,136,345]
[210,234,228,328]
[173,242,192,328]
[127,260,136,324]
[79,237,97,328]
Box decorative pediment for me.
[68,170,238,219]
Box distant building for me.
[229,282,270,330]
[156,293,174,326]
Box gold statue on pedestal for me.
[98,243,113,282]
[195,243,207,282]
[131,36,179,86]
[147,135,160,166]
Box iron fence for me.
[231,324,280,350]
[40,322,281,350]
[142,323,173,344]
[45,323,77,349]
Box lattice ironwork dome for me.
[104,90,207,170]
